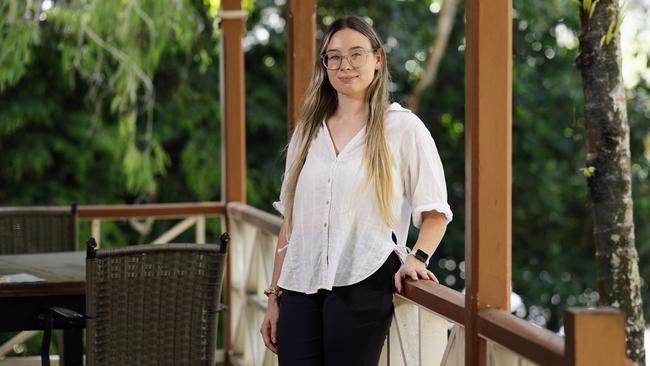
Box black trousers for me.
[277,253,401,366]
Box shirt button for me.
[327,178,331,183]
[326,200,329,205]
[324,223,327,227]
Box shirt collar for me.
[386,102,411,113]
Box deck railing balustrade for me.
[0,202,634,366]
[226,202,633,366]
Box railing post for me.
[196,215,206,243]
[91,219,101,247]
[220,0,247,359]
[564,308,627,366]
[287,0,316,136]
[465,0,513,364]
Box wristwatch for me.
[408,249,430,266]
[263,286,283,298]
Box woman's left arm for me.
[394,210,448,293]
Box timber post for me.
[465,0,513,364]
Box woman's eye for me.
[350,52,363,60]
[329,55,342,62]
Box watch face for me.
[415,249,429,262]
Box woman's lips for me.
[338,75,357,83]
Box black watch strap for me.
[414,249,429,265]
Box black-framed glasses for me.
[320,48,376,70]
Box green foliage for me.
[1,0,205,197]
[600,12,624,47]
[582,166,596,177]
[0,2,39,92]
[576,0,601,19]
[511,0,602,329]
[576,0,626,47]
[0,0,221,245]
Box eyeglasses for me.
[320,48,376,70]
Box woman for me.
[260,16,452,366]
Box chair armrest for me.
[48,306,85,325]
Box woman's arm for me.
[269,220,289,295]
[412,210,448,256]
[394,210,448,293]
[260,220,289,353]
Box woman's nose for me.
[339,56,353,70]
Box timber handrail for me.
[78,201,226,219]
[401,280,465,325]
[478,308,565,365]
[227,202,282,235]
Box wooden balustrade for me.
[227,203,279,366]
[1,202,633,365]
[225,202,634,366]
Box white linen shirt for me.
[273,102,452,294]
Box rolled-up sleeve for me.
[272,131,299,217]
[403,118,453,228]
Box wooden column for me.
[220,0,247,204]
[220,0,247,360]
[565,308,626,366]
[464,0,512,364]
[287,0,316,135]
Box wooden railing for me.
[78,202,226,246]
[227,202,634,366]
[0,202,634,366]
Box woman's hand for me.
[260,296,280,353]
[394,255,438,294]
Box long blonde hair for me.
[283,16,394,235]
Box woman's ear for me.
[374,48,384,70]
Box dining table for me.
[0,251,86,366]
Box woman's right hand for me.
[260,296,280,353]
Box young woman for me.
[260,16,452,366]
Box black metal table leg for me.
[61,327,83,366]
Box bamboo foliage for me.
[0,0,200,195]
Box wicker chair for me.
[0,205,78,365]
[83,236,229,366]
[0,205,78,254]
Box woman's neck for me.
[334,93,367,120]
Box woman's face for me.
[323,28,381,100]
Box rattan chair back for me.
[0,205,78,254]
[85,242,227,366]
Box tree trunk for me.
[406,0,460,113]
[576,1,646,365]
